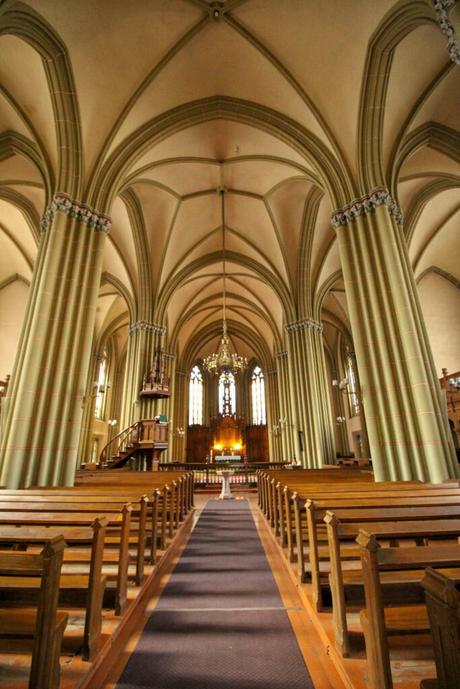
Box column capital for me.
[41,193,112,233]
[275,350,288,359]
[433,0,460,64]
[285,318,323,334]
[162,352,176,361]
[128,320,166,336]
[331,187,403,229]
[176,370,186,377]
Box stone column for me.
[266,368,282,461]
[156,351,175,462]
[332,187,458,481]
[312,326,336,464]
[171,369,187,461]
[275,350,296,462]
[285,319,335,468]
[119,321,165,428]
[0,194,111,487]
[77,350,102,465]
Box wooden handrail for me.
[99,420,143,466]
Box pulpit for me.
[139,420,168,469]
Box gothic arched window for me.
[94,351,108,419]
[251,365,266,424]
[189,365,203,425]
[345,351,360,417]
[218,371,236,416]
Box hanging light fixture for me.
[203,180,247,376]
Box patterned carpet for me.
[116,499,314,689]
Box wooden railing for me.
[98,420,143,466]
[159,462,290,486]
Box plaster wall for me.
[0,281,28,378]
[418,273,460,375]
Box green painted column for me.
[266,367,282,461]
[156,351,176,462]
[332,187,459,481]
[275,350,296,462]
[312,326,336,464]
[119,321,165,428]
[171,369,187,461]
[285,319,335,468]
[0,194,111,487]
[77,350,102,465]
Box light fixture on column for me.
[203,181,247,376]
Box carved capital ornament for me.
[331,187,403,229]
[41,193,112,233]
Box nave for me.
[1,467,460,689]
[108,497,318,689]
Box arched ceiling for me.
[0,0,459,374]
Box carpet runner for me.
[116,499,314,689]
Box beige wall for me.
[418,273,460,376]
[0,280,28,379]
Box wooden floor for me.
[0,490,438,689]
[100,492,348,689]
[253,495,438,689]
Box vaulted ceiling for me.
[0,0,459,374]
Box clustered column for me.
[332,187,458,481]
[275,350,296,462]
[120,321,165,428]
[285,319,335,468]
[171,369,187,461]
[265,368,282,462]
[77,350,104,464]
[156,351,176,462]
[0,194,111,487]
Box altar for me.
[215,455,241,463]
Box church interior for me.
[0,1,459,688]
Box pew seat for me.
[0,537,68,689]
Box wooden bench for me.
[357,532,460,689]
[324,515,460,656]
[0,507,130,615]
[301,500,460,607]
[0,485,169,568]
[5,471,193,565]
[0,520,107,660]
[0,495,149,585]
[0,536,68,689]
[421,567,460,689]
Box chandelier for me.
[203,184,247,376]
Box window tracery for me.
[189,365,203,425]
[251,365,266,425]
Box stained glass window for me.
[346,352,360,417]
[94,352,108,419]
[189,365,203,425]
[218,371,236,415]
[251,366,266,424]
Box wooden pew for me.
[357,532,460,689]
[0,520,107,660]
[421,568,460,689]
[324,515,460,656]
[0,536,68,689]
[0,496,148,585]
[0,486,169,568]
[0,507,131,615]
[289,485,460,565]
[301,500,460,608]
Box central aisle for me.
[116,499,314,689]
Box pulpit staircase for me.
[98,419,168,469]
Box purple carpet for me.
[116,499,314,689]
